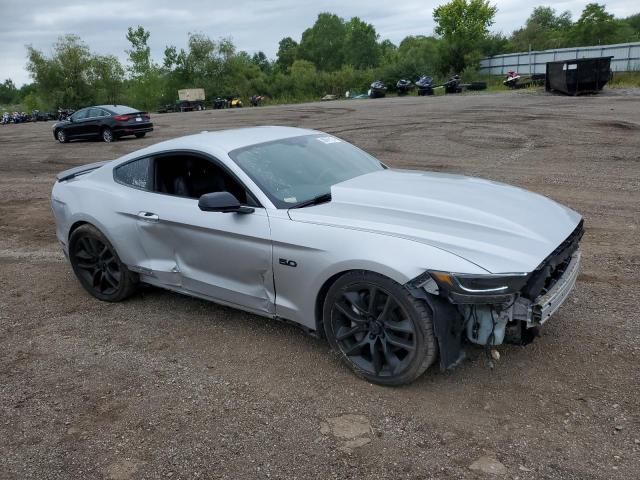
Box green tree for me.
[626,13,640,34]
[343,17,380,69]
[162,45,180,71]
[162,34,218,84]
[17,83,38,110]
[570,3,627,46]
[91,55,125,104]
[126,26,152,77]
[275,37,299,72]
[379,39,397,60]
[510,7,572,51]
[186,33,217,79]
[0,79,19,105]
[397,36,440,78]
[251,51,272,73]
[478,32,510,56]
[26,34,94,108]
[125,26,163,110]
[288,59,318,97]
[218,37,236,62]
[298,13,346,71]
[433,0,497,73]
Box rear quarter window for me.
[114,158,152,190]
[110,106,138,114]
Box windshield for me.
[229,134,384,208]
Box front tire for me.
[56,129,68,143]
[69,224,138,302]
[323,271,437,386]
[101,127,114,143]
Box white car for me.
[51,127,583,385]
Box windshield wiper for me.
[290,193,332,209]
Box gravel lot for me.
[1,90,639,479]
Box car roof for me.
[121,126,320,158]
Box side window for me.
[100,109,110,117]
[70,109,88,121]
[153,154,254,205]
[114,157,152,190]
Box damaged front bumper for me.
[407,247,582,370]
[461,249,581,347]
[513,250,581,326]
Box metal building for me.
[479,42,640,75]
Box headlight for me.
[430,271,529,293]
[426,271,529,304]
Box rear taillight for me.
[143,114,150,120]
[113,114,130,121]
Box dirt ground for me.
[1,90,639,480]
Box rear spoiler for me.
[56,160,110,182]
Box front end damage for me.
[407,220,584,369]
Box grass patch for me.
[608,71,640,88]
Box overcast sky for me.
[0,0,636,86]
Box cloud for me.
[32,4,194,27]
[0,0,636,86]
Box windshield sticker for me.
[316,136,342,144]
[284,197,297,203]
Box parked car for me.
[51,127,583,385]
[32,110,54,121]
[52,105,153,143]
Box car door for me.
[156,196,275,314]
[86,108,104,137]
[67,108,89,137]
[114,152,275,315]
[112,156,178,283]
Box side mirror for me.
[198,192,254,214]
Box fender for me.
[405,281,466,370]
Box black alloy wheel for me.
[102,127,114,143]
[69,224,137,301]
[324,271,437,386]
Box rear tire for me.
[323,271,437,386]
[135,132,146,138]
[68,224,138,302]
[102,127,114,143]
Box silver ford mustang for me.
[51,126,583,385]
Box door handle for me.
[138,211,159,223]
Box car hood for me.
[287,169,582,273]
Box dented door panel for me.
[170,206,274,314]
[121,189,274,313]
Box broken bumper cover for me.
[513,250,581,326]
[406,248,582,369]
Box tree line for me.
[1,1,638,111]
